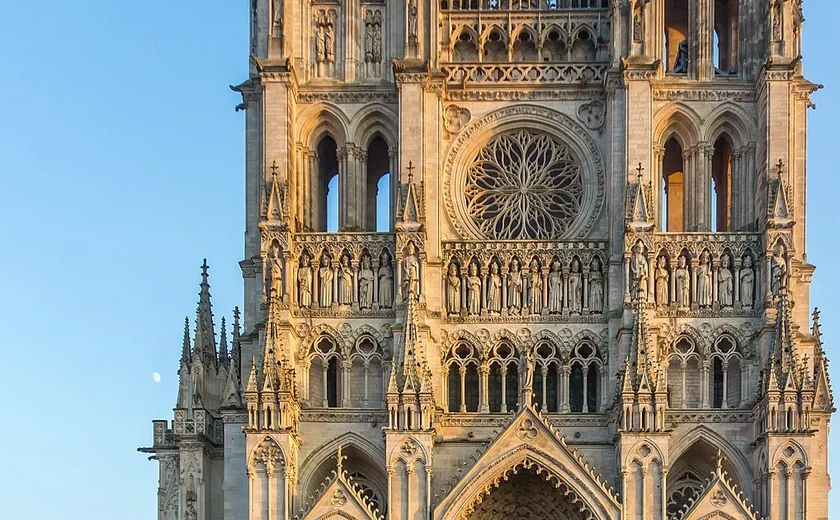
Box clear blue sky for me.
[0,2,838,518]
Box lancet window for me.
[568,341,602,413]
[532,341,563,413]
[714,0,739,74]
[711,136,734,232]
[661,138,685,232]
[315,136,340,232]
[710,336,744,408]
[667,334,747,409]
[667,337,702,408]
[306,334,387,409]
[488,342,521,413]
[364,136,392,232]
[445,342,481,413]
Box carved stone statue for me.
[319,253,334,307]
[364,10,374,65]
[655,256,669,307]
[529,259,542,315]
[568,259,582,314]
[588,257,603,314]
[487,261,502,315]
[718,255,734,308]
[272,0,282,29]
[402,242,420,298]
[378,253,393,308]
[315,11,327,64]
[548,260,563,314]
[467,263,482,316]
[325,12,336,64]
[630,242,649,302]
[358,255,374,309]
[268,243,283,300]
[697,251,713,308]
[372,11,382,65]
[771,249,787,296]
[408,0,418,43]
[507,259,523,315]
[675,255,690,309]
[338,254,353,305]
[298,252,313,308]
[446,263,462,316]
[740,255,755,309]
[521,347,535,401]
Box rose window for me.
[463,129,584,240]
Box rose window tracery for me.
[464,130,584,240]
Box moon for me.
[152,372,162,383]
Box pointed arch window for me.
[364,136,392,232]
[664,0,689,73]
[662,137,685,232]
[315,136,340,232]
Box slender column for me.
[690,259,699,308]
[459,366,467,413]
[479,364,490,413]
[363,362,370,407]
[500,365,507,412]
[786,468,795,520]
[670,260,678,305]
[426,467,432,520]
[647,253,655,297]
[500,267,508,316]
[322,360,329,408]
[582,266,590,313]
[582,367,589,413]
[740,365,748,408]
[721,361,729,409]
[561,366,571,413]
[639,467,647,518]
[734,258,742,306]
[600,366,608,412]
[541,366,548,411]
[342,360,352,407]
[701,361,710,408]
[680,363,687,406]
[624,255,631,302]
[405,467,413,520]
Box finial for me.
[776,158,785,177]
[336,444,347,474]
[201,258,209,281]
[406,161,415,183]
[182,316,192,363]
[270,160,279,177]
[635,161,644,181]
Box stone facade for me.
[141,1,834,519]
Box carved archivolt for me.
[444,105,605,241]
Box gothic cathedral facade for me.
[141,1,834,519]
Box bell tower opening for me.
[664,0,689,73]
[714,0,739,74]
[662,137,685,232]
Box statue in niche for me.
[521,347,535,397]
[718,255,734,308]
[192,357,205,408]
[338,254,353,305]
[272,0,282,29]
[319,253,334,308]
[298,251,313,308]
[697,251,713,308]
[548,260,563,314]
[315,11,327,64]
[588,257,603,314]
[529,259,542,315]
[507,259,523,315]
[771,248,788,296]
[325,12,336,64]
[675,255,690,309]
[358,255,374,309]
[364,10,374,65]
[268,243,284,300]
[655,256,669,307]
[630,242,649,302]
[446,263,462,316]
[467,263,482,316]
[487,261,502,315]
[371,11,382,66]
[673,40,689,73]
[378,252,393,308]
[402,242,420,298]
[568,259,582,314]
[740,255,755,309]
[408,0,418,43]
[632,5,643,42]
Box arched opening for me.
[445,342,480,413]
[667,337,701,408]
[448,364,461,413]
[664,0,689,72]
[570,29,596,61]
[300,443,387,514]
[453,30,479,61]
[489,342,519,413]
[542,28,566,61]
[467,466,592,520]
[349,336,386,408]
[316,136,339,232]
[483,28,507,61]
[308,336,342,408]
[714,0,739,74]
[364,136,391,232]
[662,137,685,232]
[667,439,743,516]
[711,136,734,231]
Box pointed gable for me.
[679,472,762,520]
[300,475,382,520]
[434,404,620,520]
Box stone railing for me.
[624,232,766,314]
[172,409,223,444]
[290,233,397,315]
[440,63,608,84]
[441,240,609,322]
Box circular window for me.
[463,129,584,240]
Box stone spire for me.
[231,307,242,381]
[811,308,835,412]
[181,316,192,364]
[193,259,218,369]
[219,317,229,371]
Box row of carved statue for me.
[445,256,605,317]
[267,242,424,310]
[628,243,788,309]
